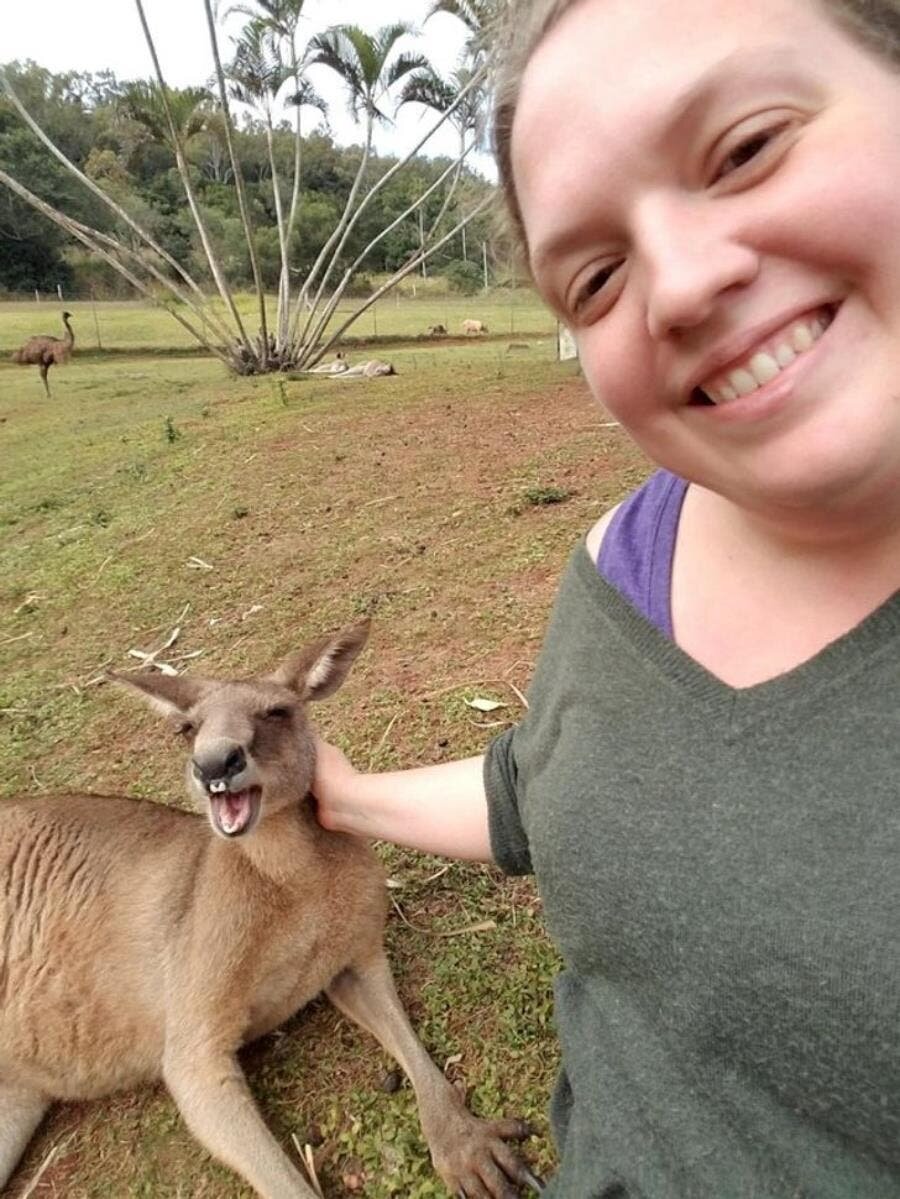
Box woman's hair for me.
[492,0,900,262]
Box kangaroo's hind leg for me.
[0,1081,49,1191]
[327,952,538,1199]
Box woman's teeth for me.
[700,312,831,404]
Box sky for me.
[1,0,496,176]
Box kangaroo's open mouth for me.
[208,787,262,838]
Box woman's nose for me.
[636,194,759,339]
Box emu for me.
[0,622,538,1199]
[10,310,75,397]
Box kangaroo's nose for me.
[192,743,247,788]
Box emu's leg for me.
[39,361,51,398]
[163,1046,316,1199]
[327,953,536,1199]
[0,1081,49,1191]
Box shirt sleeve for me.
[483,725,534,876]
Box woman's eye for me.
[712,121,795,185]
[176,721,194,739]
[573,262,621,315]
[718,132,772,176]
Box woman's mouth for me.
[691,305,836,406]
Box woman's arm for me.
[312,738,492,861]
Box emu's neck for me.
[62,314,74,347]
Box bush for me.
[444,259,482,295]
[344,273,374,298]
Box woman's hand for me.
[311,735,360,832]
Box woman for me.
[315,1,900,1194]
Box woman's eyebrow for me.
[529,47,818,277]
[658,45,816,144]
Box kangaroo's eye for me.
[264,706,291,722]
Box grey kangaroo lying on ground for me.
[0,621,541,1198]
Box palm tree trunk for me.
[133,0,253,359]
[304,195,493,366]
[290,70,486,354]
[0,167,232,366]
[281,47,304,345]
[201,0,270,368]
[0,67,233,347]
[299,152,465,359]
[263,114,291,351]
[290,118,374,351]
[424,126,470,246]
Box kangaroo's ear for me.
[108,670,209,717]
[267,620,370,701]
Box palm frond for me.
[385,51,431,92]
[286,77,328,117]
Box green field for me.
[0,294,650,1198]
[0,286,557,357]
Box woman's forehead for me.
[511,0,843,257]
[514,0,822,135]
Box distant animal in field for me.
[0,622,538,1199]
[462,319,488,335]
[329,358,397,378]
[305,351,348,375]
[427,324,447,336]
[10,311,75,397]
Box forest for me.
[0,59,495,299]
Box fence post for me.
[90,287,102,350]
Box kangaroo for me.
[327,358,396,378]
[0,622,540,1199]
[304,351,348,374]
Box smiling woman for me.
[311,1,900,1196]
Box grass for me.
[0,294,651,1197]
[0,288,557,357]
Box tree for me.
[226,18,326,344]
[425,0,507,64]
[0,6,495,374]
[398,64,486,262]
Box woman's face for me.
[512,0,900,519]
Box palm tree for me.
[226,19,325,347]
[0,63,235,351]
[398,64,486,260]
[115,65,250,351]
[117,82,212,151]
[293,23,429,347]
[425,0,506,64]
[226,0,326,335]
[133,0,260,360]
[308,23,428,127]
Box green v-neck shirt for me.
[485,542,900,1198]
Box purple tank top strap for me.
[596,469,688,639]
